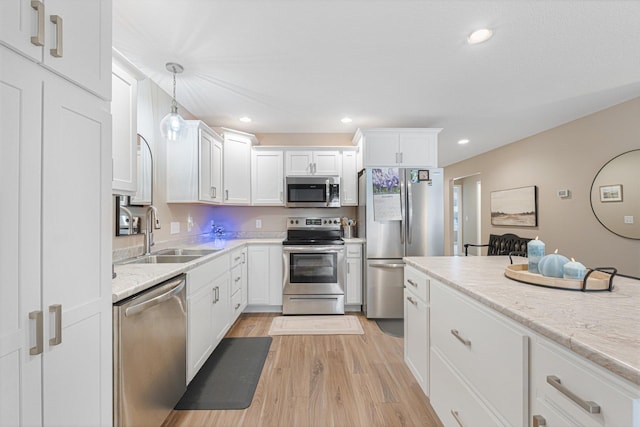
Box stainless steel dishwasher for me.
[113,274,187,427]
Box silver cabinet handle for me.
[49,15,63,58]
[347,262,350,274]
[31,1,45,46]
[29,310,43,355]
[280,191,283,202]
[235,276,241,283]
[546,375,601,414]
[407,278,418,287]
[533,415,546,427]
[406,296,417,306]
[225,189,229,200]
[49,304,62,346]
[213,187,217,198]
[451,410,466,427]
[451,329,471,346]
[234,256,241,263]
[242,252,246,264]
[234,303,241,310]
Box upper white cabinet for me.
[355,128,441,168]
[341,150,358,206]
[251,149,284,205]
[285,150,341,176]
[166,120,223,204]
[222,128,256,205]
[1,45,112,427]
[0,0,111,99]
[111,55,139,195]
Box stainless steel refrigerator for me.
[357,168,444,318]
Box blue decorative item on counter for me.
[527,236,545,274]
[563,258,586,280]
[538,250,570,278]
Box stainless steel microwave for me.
[285,176,340,208]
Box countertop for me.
[404,256,640,386]
[112,238,282,303]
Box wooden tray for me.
[504,264,613,291]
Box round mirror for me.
[590,149,640,239]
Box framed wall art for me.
[490,185,538,227]
[599,184,623,202]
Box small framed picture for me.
[418,170,430,181]
[599,184,623,202]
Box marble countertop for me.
[404,256,640,386]
[112,238,282,303]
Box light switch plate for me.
[624,216,634,224]
[255,219,262,229]
[170,222,180,234]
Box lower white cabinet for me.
[403,265,429,397]
[345,243,362,305]
[247,244,283,308]
[186,254,231,383]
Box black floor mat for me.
[175,337,272,410]
[375,318,404,338]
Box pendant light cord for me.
[171,70,178,111]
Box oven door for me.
[282,246,345,295]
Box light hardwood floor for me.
[163,313,442,427]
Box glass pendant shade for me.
[160,62,185,141]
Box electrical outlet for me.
[170,222,180,234]
[187,215,194,232]
[255,219,262,229]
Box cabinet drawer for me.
[231,264,242,295]
[187,254,230,296]
[231,288,242,315]
[404,265,428,303]
[431,281,528,427]
[346,244,362,258]
[430,349,501,427]
[230,247,245,268]
[531,338,638,427]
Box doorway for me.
[451,174,482,256]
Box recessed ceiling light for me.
[341,117,353,123]
[458,139,470,145]
[239,116,252,123]
[467,28,493,44]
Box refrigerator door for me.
[365,259,406,318]
[361,168,404,259]
[405,168,444,257]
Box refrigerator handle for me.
[399,171,405,244]
[407,173,413,244]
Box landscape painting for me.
[490,186,537,226]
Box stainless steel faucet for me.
[144,205,159,255]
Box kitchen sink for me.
[153,248,220,256]
[121,254,202,264]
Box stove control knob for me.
[295,220,299,224]
[334,220,339,224]
[323,220,327,224]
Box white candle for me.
[527,236,545,274]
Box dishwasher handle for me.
[125,278,185,317]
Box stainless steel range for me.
[282,217,345,315]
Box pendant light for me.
[160,62,185,141]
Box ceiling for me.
[113,0,640,166]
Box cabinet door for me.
[211,274,230,347]
[285,150,313,175]
[0,0,43,61]
[404,289,429,396]
[42,0,111,98]
[111,61,137,195]
[0,46,43,427]
[341,151,358,206]
[187,285,214,383]
[248,246,270,305]
[211,138,223,203]
[363,132,399,167]
[398,132,437,167]
[41,73,111,426]
[198,128,220,203]
[223,135,251,204]
[268,245,284,306]
[251,150,284,205]
[345,258,362,305]
[313,151,341,175]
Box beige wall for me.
[444,97,640,277]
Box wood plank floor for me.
[163,313,442,427]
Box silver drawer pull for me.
[533,415,546,427]
[546,375,601,414]
[450,329,471,346]
[49,304,62,346]
[29,310,44,355]
[407,278,418,287]
[406,296,417,306]
[451,410,466,427]
[234,303,241,309]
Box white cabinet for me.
[186,254,231,382]
[285,150,341,176]
[230,246,248,321]
[356,128,440,168]
[341,150,358,206]
[247,244,283,308]
[1,45,112,427]
[0,0,111,99]
[251,149,284,205]
[530,336,639,427]
[345,243,362,305]
[111,57,138,195]
[222,128,256,205]
[403,265,430,397]
[166,120,224,204]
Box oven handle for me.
[283,246,345,253]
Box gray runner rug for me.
[175,337,272,410]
